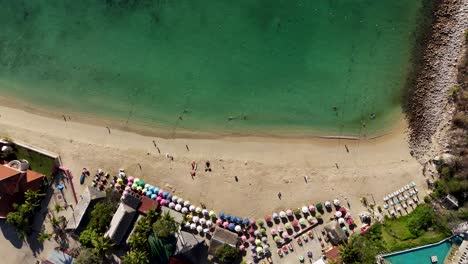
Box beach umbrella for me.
[209,211,216,218]
[128,176,134,182]
[202,209,209,216]
[176,198,184,204]
[203,228,209,234]
[302,206,308,214]
[115,183,121,189]
[277,225,284,232]
[117,178,124,184]
[309,205,316,212]
[307,215,314,222]
[248,227,255,234]
[250,219,256,225]
[390,201,395,206]
[408,201,414,206]
[291,220,299,227]
[127,182,133,187]
[184,222,191,228]
[396,206,402,211]
[282,232,289,239]
[186,215,193,221]
[225,214,231,221]
[218,212,225,219]
[240,235,247,242]
[151,194,157,200]
[261,237,268,243]
[189,205,195,212]
[137,186,143,192]
[248,237,255,244]
[215,219,222,225]
[144,183,150,189]
[256,247,263,254]
[272,212,279,219]
[138,180,145,187]
[228,223,235,230]
[399,188,404,193]
[190,223,196,230]
[390,210,395,215]
[239,245,245,251]
[193,216,200,223]
[254,230,260,237]
[405,185,410,190]
[270,229,277,235]
[413,197,419,203]
[134,177,140,183]
[167,194,173,201]
[285,223,292,229]
[279,211,287,218]
[125,186,131,191]
[162,191,169,198]
[181,207,188,214]
[339,207,347,214]
[325,201,331,207]
[274,236,281,243]
[236,217,243,224]
[403,204,407,209]
[255,239,262,246]
[175,204,182,211]
[243,219,250,226]
[169,202,175,209]
[171,196,178,202]
[260,228,266,236]
[235,225,242,232]
[145,191,152,197]
[200,218,206,225]
[250,245,256,252]
[122,191,128,197]
[404,194,409,200]
[156,196,162,202]
[158,189,164,196]
[299,218,307,225]
[183,200,190,207]
[335,211,342,218]
[148,186,155,193]
[264,215,272,222]
[338,218,345,224]
[315,213,322,219]
[333,199,340,206]
[132,183,138,190]
[195,207,202,214]
[286,210,293,216]
[342,226,347,232]
[196,225,203,233]
[384,204,389,209]
[206,220,213,227]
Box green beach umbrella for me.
[285,223,292,229]
[132,183,138,190]
[315,213,322,219]
[274,236,281,243]
[256,247,263,254]
[307,215,314,222]
[260,228,266,236]
[255,239,262,246]
[299,218,307,225]
[138,180,145,187]
[209,210,216,218]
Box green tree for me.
[88,202,116,234]
[153,212,178,238]
[75,249,103,264]
[37,232,52,243]
[79,228,100,248]
[123,249,149,264]
[91,236,114,257]
[339,224,386,264]
[214,243,239,263]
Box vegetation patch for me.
[13,144,57,177]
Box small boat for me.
[80,174,85,184]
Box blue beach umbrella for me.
[228,223,235,230]
[151,194,157,200]
[154,188,160,194]
[149,186,155,193]
[146,192,152,197]
[225,214,231,221]
[219,212,225,219]
[243,219,250,226]
[237,217,243,224]
[163,192,169,199]
[166,194,172,201]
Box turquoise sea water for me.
[384,238,456,264]
[0,0,428,137]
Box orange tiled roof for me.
[0,165,20,181]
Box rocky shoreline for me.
[405,0,468,162]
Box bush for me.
[88,202,116,234]
[75,249,103,264]
[79,228,100,248]
[407,205,436,236]
[153,212,178,238]
[215,243,238,263]
[123,249,149,264]
[424,196,431,204]
[377,206,382,213]
[453,112,468,129]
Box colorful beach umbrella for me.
[291,220,299,227]
[196,226,203,233]
[223,221,229,228]
[235,225,242,232]
[286,210,293,216]
[274,236,281,243]
[193,216,200,223]
[162,192,169,198]
[335,211,342,218]
[236,217,243,224]
[175,204,182,211]
[195,207,202,214]
[302,206,308,213]
[272,212,279,219]
[216,219,222,225]
[156,196,162,202]
[228,223,235,230]
[285,223,292,229]
[200,218,206,225]
[160,199,167,206]
[209,211,216,218]
[190,223,196,230]
[171,196,179,202]
[307,215,314,222]
[202,209,209,216]
[279,211,287,218]
[264,215,272,222]
[181,207,188,214]
[333,199,340,206]
[206,220,213,227]
[219,212,225,219]
[299,218,307,225]
[189,205,195,212]
[151,194,157,200]
[183,200,190,207]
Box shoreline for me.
[405,0,468,162]
[0,94,399,141]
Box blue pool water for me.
[384,237,462,264]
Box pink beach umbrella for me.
[270,229,277,235]
[264,215,272,222]
[223,221,229,228]
[248,227,255,234]
[309,205,315,212]
[292,220,299,227]
[248,237,255,243]
[158,190,164,196]
[115,183,121,190]
[286,210,293,216]
[156,196,162,202]
[160,199,167,206]
[241,235,247,242]
[277,225,284,232]
[282,232,289,239]
[250,219,256,225]
[216,219,223,225]
[127,182,133,187]
[122,191,128,196]
[125,186,131,191]
[128,176,135,182]
[239,245,245,251]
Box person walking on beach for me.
[278,192,282,200]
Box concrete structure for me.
[174,231,207,264]
[324,221,347,245]
[441,194,459,210]
[65,186,106,232]
[105,191,141,244]
[208,227,238,257]
[0,162,45,217]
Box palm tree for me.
[37,232,52,243]
[153,212,178,238]
[92,236,114,257]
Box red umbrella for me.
[264,215,272,222]
[292,220,299,227]
[339,207,347,214]
[248,227,255,234]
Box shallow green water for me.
[0,0,427,136]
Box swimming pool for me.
[383,236,463,264]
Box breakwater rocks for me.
[406,0,467,161]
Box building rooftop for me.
[65,186,106,231]
[138,195,159,215]
[0,165,20,180]
[105,203,137,244]
[208,227,238,256]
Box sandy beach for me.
[0,104,426,218]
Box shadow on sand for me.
[0,219,23,249]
